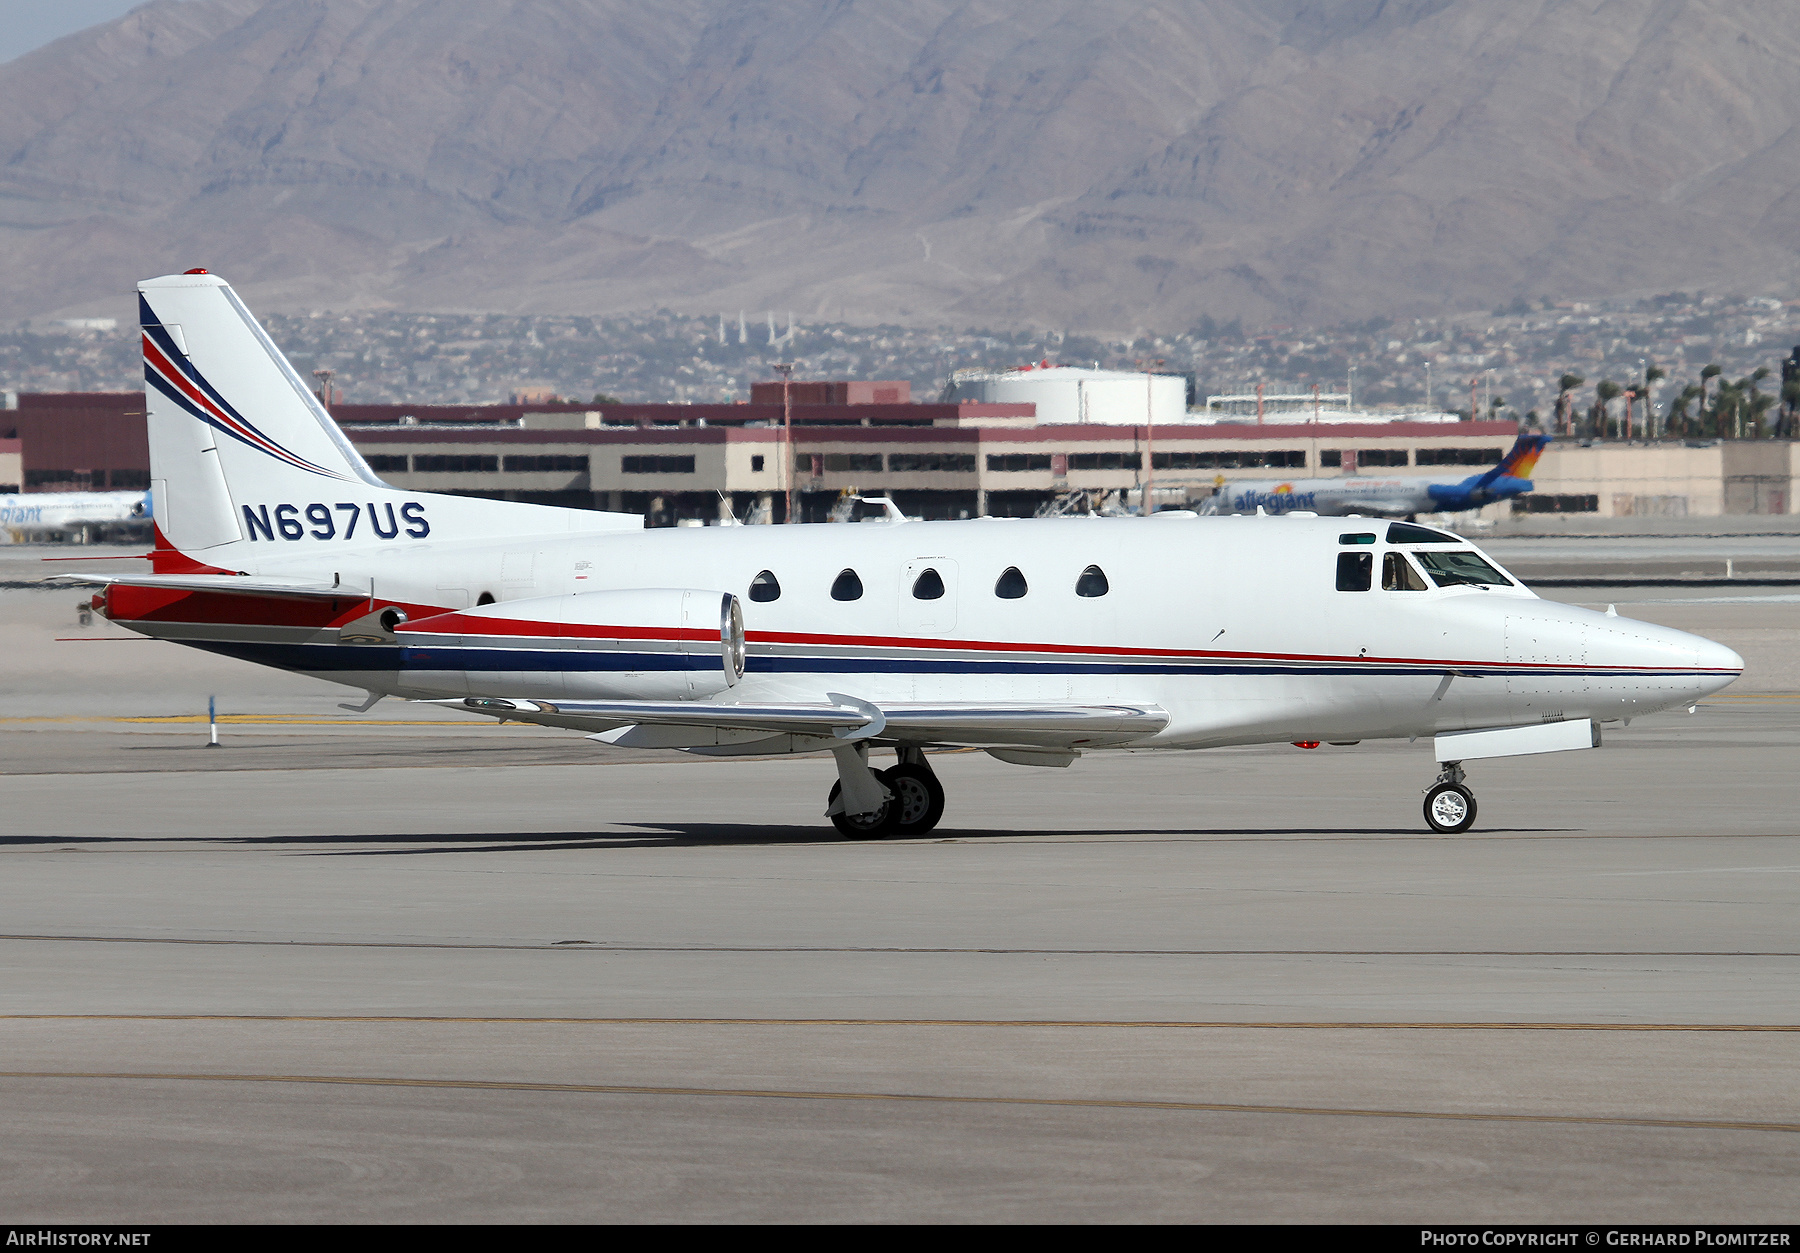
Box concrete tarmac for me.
[0,549,1797,1223]
[3,703,1799,1222]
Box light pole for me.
[772,362,795,523]
[1137,358,1163,515]
[312,368,334,408]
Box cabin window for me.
[749,570,780,602]
[830,568,864,601]
[1382,552,1429,591]
[912,568,945,600]
[1387,522,1458,544]
[994,566,1029,599]
[1339,532,1376,545]
[1413,550,1513,588]
[1075,565,1109,597]
[1336,552,1372,591]
[476,592,496,606]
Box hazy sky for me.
[0,1,183,65]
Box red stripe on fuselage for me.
[398,612,716,643]
[391,617,1731,674]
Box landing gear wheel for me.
[879,763,945,836]
[1423,782,1476,833]
[827,781,894,840]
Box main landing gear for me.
[1423,760,1476,834]
[827,746,946,839]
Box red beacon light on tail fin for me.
[183,268,209,275]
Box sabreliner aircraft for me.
[58,272,1743,836]
[1200,433,1550,518]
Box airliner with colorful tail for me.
[1203,433,1550,518]
[52,272,1739,837]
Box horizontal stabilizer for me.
[45,571,360,599]
[435,695,1169,750]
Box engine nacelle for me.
[397,588,746,701]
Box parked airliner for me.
[1201,433,1549,518]
[57,272,1741,836]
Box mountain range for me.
[3,0,1799,332]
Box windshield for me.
[1413,549,1514,588]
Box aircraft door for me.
[900,557,957,635]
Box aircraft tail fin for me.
[1475,432,1550,487]
[138,271,640,558]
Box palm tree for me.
[1698,363,1722,427]
[1749,391,1777,439]
[1670,384,1702,437]
[1642,363,1666,436]
[1746,366,1771,439]
[1593,379,1622,438]
[1709,379,1741,439]
[1556,373,1585,435]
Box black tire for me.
[880,763,946,836]
[1423,782,1477,834]
[828,780,894,839]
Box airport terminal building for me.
[3,388,1796,524]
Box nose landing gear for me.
[1423,760,1477,833]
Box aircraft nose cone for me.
[1693,634,1744,692]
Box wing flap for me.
[439,696,1169,749]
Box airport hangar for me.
[5,386,1797,525]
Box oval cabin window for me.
[912,568,945,600]
[830,569,864,601]
[749,570,781,602]
[994,567,1028,599]
[1075,565,1109,598]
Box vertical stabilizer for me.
[137,270,641,564]
[140,272,380,532]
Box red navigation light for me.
[1291,741,1320,749]
[183,268,209,275]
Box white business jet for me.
[60,272,1743,836]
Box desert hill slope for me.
[3,0,1798,330]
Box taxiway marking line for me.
[1,1015,1795,1031]
[0,1070,1793,1133]
[3,934,1799,958]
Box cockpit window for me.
[830,568,864,601]
[1336,552,1372,591]
[1382,551,1429,591]
[1339,532,1376,545]
[1387,522,1458,544]
[749,570,780,602]
[1413,549,1513,588]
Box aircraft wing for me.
[43,571,361,599]
[439,694,1169,750]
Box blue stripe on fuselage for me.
[175,639,1714,682]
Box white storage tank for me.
[954,365,1188,425]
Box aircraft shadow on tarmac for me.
[0,822,1575,854]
